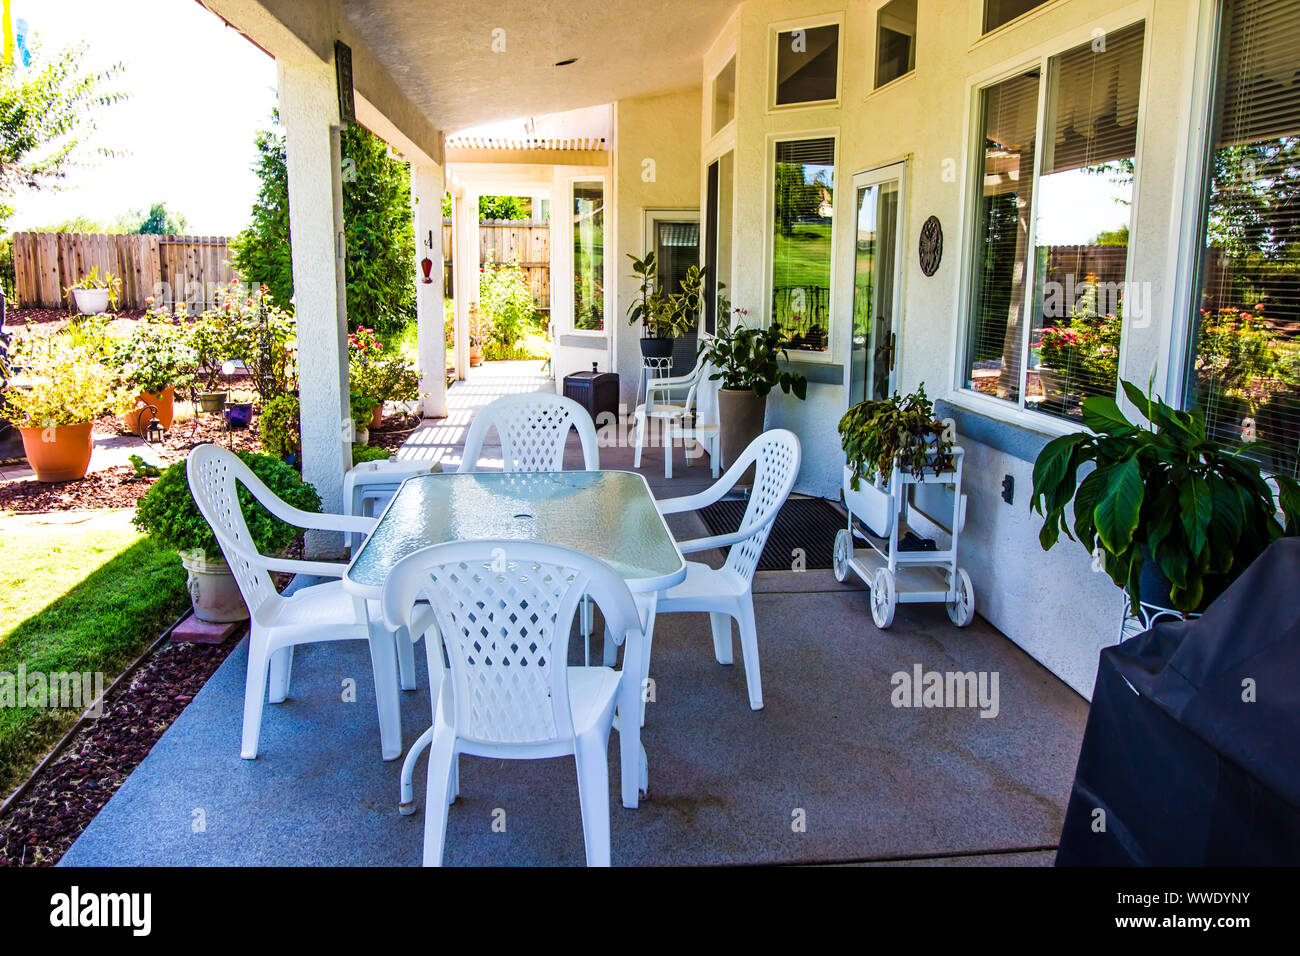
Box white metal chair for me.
[654,429,801,710]
[633,353,719,479]
[186,443,401,760]
[381,539,645,867]
[458,392,600,473]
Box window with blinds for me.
[963,23,1145,420]
[1185,0,1300,478]
[771,137,835,352]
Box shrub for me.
[479,257,535,352]
[0,336,131,427]
[349,325,419,406]
[133,451,321,558]
[109,313,197,395]
[259,393,301,459]
[351,443,394,464]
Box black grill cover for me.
[1057,537,1300,865]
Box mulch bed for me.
[368,410,422,453]
[4,308,147,335]
[0,632,242,867]
[0,464,153,512]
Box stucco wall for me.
[704,0,1202,698]
[613,87,704,410]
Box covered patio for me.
[59,368,1086,867]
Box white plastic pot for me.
[72,287,110,315]
[179,551,249,623]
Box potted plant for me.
[467,304,487,367]
[133,452,322,622]
[188,300,239,412]
[111,313,196,435]
[839,384,954,491]
[626,252,703,359]
[223,389,256,430]
[348,326,420,427]
[64,268,122,316]
[259,393,301,464]
[699,318,807,470]
[0,337,131,482]
[1031,377,1300,616]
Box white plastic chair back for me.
[722,429,802,583]
[458,393,599,473]
[186,444,285,622]
[381,540,643,747]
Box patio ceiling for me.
[340,0,737,131]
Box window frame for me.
[767,13,844,113]
[711,54,738,137]
[763,128,841,366]
[951,16,1153,432]
[567,174,610,336]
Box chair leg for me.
[710,435,720,479]
[267,646,293,704]
[632,414,645,468]
[241,635,272,759]
[736,596,763,710]
[396,626,417,691]
[709,612,733,665]
[422,731,456,867]
[602,621,619,667]
[664,430,673,479]
[574,729,612,867]
[367,622,403,761]
[399,726,434,815]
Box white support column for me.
[452,189,479,378]
[412,163,447,418]
[279,57,350,551]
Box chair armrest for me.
[259,555,353,578]
[298,512,379,536]
[656,481,731,515]
[674,530,752,554]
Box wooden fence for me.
[11,233,236,310]
[442,218,551,311]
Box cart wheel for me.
[947,567,975,627]
[833,528,853,583]
[870,568,896,629]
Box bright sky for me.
[9,0,277,235]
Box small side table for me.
[636,356,673,407]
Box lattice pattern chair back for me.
[723,430,802,582]
[186,444,282,621]
[382,540,642,747]
[458,394,599,473]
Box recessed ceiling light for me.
[554,57,578,67]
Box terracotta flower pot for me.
[123,385,175,435]
[18,421,94,482]
[717,387,767,480]
[370,404,384,429]
[470,344,483,367]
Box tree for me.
[441,192,530,220]
[233,114,415,332]
[0,41,125,231]
[133,201,188,235]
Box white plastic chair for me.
[654,429,801,710]
[186,444,401,760]
[458,392,599,473]
[381,539,645,867]
[633,353,718,479]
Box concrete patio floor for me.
[60,361,1089,866]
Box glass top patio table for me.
[343,470,686,597]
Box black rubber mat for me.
[696,496,846,571]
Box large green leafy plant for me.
[700,323,808,399]
[839,385,953,489]
[133,451,321,558]
[625,252,704,340]
[1031,378,1300,614]
[109,314,196,394]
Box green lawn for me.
[772,222,833,293]
[0,521,190,797]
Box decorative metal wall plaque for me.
[918,215,943,276]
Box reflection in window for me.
[704,152,734,335]
[573,181,604,331]
[771,137,834,353]
[875,0,916,89]
[713,57,736,134]
[774,24,839,106]
[1186,0,1300,478]
[1028,23,1144,420]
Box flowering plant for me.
[1,335,133,427]
[349,325,420,408]
[110,312,197,394]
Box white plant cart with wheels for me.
[832,445,975,629]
